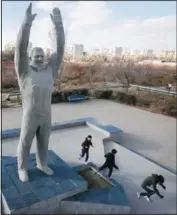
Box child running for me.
[95,149,119,178]
[79,135,93,163]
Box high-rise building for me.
[91,48,101,55]
[111,47,123,56]
[147,49,153,55]
[101,48,110,55]
[72,44,84,57]
[142,49,153,55]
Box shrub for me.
[1,82,18,89]
[94,90,112,99]
[51,91,63,103]
[80,89,89,96]
[60,88,89,101]
[115,92,137,105]
[62,92,69,101]
[116,92,127,102]
[164,97,177,117]
[136,97,151,107]
[126,94,137,105]
[2,50,15,61]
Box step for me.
[61,165,131,214]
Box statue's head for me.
[30,47,44,67]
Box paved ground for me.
[104,140,176,214]
[2,99,176,173]
[2,126,105,167]
[2,126,176,214]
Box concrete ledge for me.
[1,128,21,139]
[60,201,131,214]
[2,117,175,175]
[86,117,122,136]
[52,121,85,131]
[1,117,122,139]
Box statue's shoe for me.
[37,165,54,175]
[18,169,29,182]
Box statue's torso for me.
[19,65,54,117]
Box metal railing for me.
[92,82,177,95]
[130,84,177,95]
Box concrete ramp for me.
[61,166,131,214]
[103,141,176,214]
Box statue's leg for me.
[17,114,38,182]
[36,117,53,175]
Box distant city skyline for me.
[2,1,176,51]
[3,41,176,58]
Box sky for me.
[2,1,176,51]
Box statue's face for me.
[31,48,44,66]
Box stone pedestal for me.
[1,150,88,214]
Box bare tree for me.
[89,64,97,88]
[113,59,135,92]
[113,58,127,87]
[2,43,15,61]
[124,59,136,92]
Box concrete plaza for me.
[2,99,176,173]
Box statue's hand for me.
[50,8,62,26]
[24,3,37,25]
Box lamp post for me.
[168,83,172,93]
[164,83,172,113]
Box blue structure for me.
[1,151,88,213]
[65,182,129,206]
[67,95,88,102]
[2,117,122,139]
[1,118,131,214]
[66,164,129,207]
[2,150,130,214]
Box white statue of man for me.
[14,3,65,182]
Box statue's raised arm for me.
[49,8,65,79]
[14,3,37,77]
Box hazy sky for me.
[2,1,176,51]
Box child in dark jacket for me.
[79,135,93,163]
[137,174,166,202]
[96,149,119,178]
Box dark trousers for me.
[140,185,156,197]
[98,163,113,177]
[81,148,89,162]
